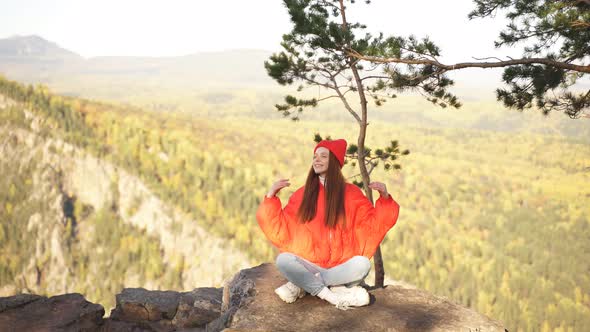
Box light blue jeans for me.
[275,252,371,296]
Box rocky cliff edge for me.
[0,263,507,332]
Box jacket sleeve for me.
[256,188,303,252]
[348,185,400,258]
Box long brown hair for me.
[297,153,346,228]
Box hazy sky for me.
[1,0,521,62]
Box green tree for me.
[349,0,590,118]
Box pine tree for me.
[266,0,422,287]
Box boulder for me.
[0,293,104,331]
[212,263,507,332]
[0,293,43,312]
[107,287,222,331]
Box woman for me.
[256,138,400,310]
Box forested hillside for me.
[0,110,181,310]
[0,76,252,310]
[1,75,589,331]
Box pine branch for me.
[330,77,362,123]
[348,49,590,73]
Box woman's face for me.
[313,147,330,176]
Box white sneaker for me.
[329,285,370,310]
[275,282,306,303]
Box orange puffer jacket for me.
[257,183,400,268]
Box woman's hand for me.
[368,181,388,198]
[267,179,290,198]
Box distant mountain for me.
[0,35,502,96]
[0,35,274,89]
[0,35,81,60]
[0,35,510,100]
[78,49,276,87]
[0,35,587,142]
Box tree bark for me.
[340,0,386,288]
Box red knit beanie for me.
[314,139,347,168]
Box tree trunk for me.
[340,0,386,288]
[373,247,385,288]
[356,122,385,288]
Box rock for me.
[0,265,507,332]
[109,287,222,330]
[213,263,507,332]
[111,288,181,322]
[0,293,104,331]
[0,293,43,312]
[172,288,223,327]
